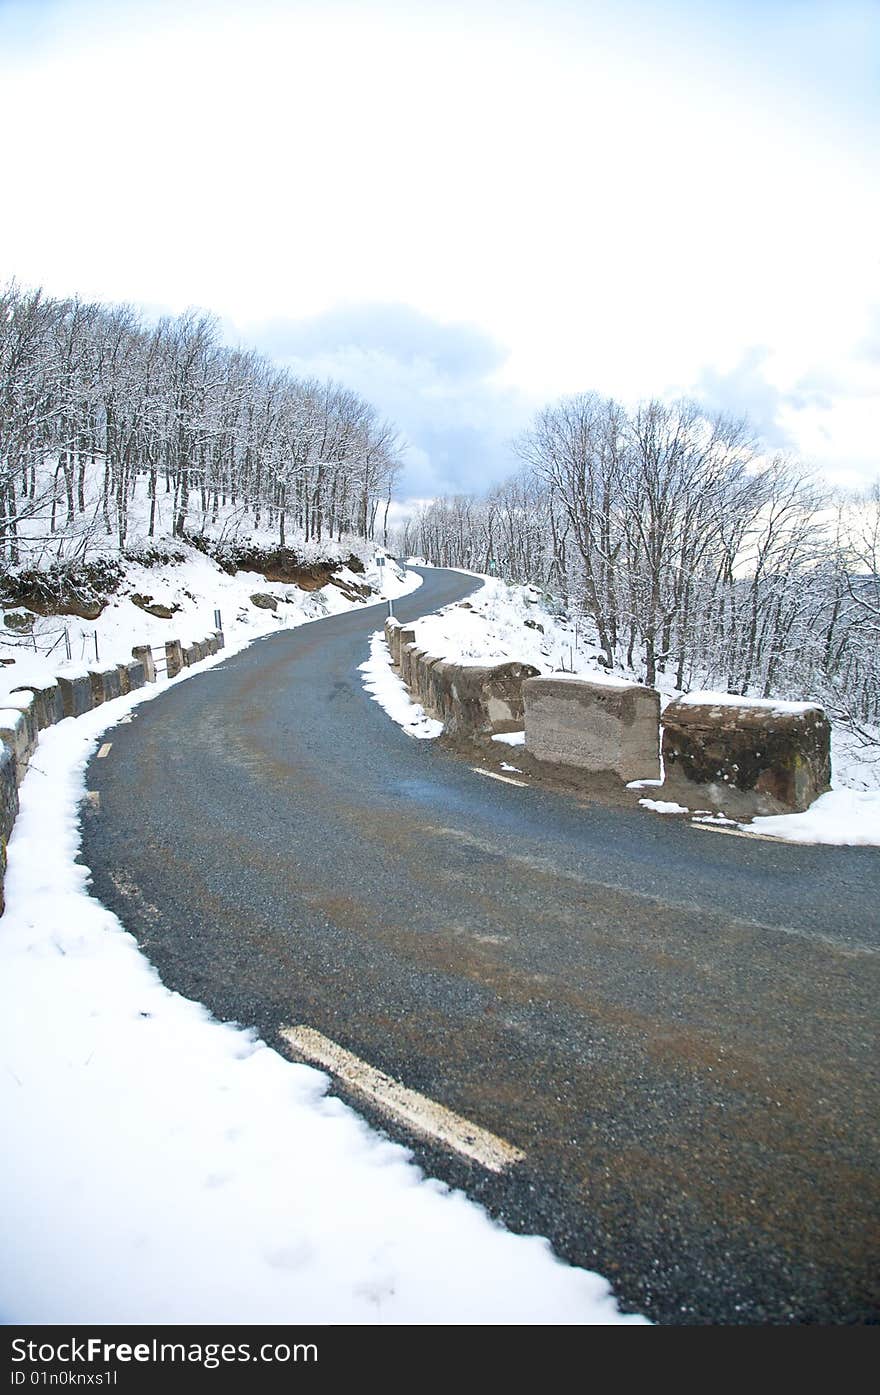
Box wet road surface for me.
[81,567,880,1324]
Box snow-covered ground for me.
[359,631,442,739]
[0,454,416,703]
[0,546,413,707]
[372,576,880,848]
[0,619,643,1325]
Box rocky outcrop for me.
[3,610,35,632]
[250,593,278,611]
[131,594,180,619]
[660,693,832,816]
[523,674,661,782]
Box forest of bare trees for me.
[0,282,402,567]
[398,394,880,732]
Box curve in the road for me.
[82,567,880,1325]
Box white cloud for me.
[0,0,877,490]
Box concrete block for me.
[204,634,218,656]
[524,673,661,782]
[214,630,225,651]
[182,642,199,667]
[661,693,831,816]
[56,673,93,718]
[116,663,132,696]
[132,645,156,683]
[165,639,184,679]
[11,682,64,730]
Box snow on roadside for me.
[0,642,643,1324]
[745,790,880,846]
[358,632,443,740]
[639,799,689,816]
[0,549,418,707]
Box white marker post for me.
[377,552,392,613]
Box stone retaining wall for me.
[382,618,831,812]
[0,628,225,913]
[388,626,539,737]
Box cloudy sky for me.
[1,0,877,499]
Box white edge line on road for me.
[96,743,112,758]
[470,767,528,788]
[280,1025,525,1173]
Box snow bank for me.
[359,632,443,740]
[744,789,880,846]
[0,651,642,1324]
[639,799,689,815]
[676,691,822,715]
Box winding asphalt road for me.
[81,567,879,1325]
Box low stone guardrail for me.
[0,629,224,912]
[382,617,831,816]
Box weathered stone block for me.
[523,674,661,782]
[435,659,540,736]
[0,739,18,842]
[11,682,64,730]
[0,709,32,784]
[165,639,184,679]
[117,663,132,695]
[395,627,414,663]
[660,693,831,816]
[399,643,540,738]
[2,692,39,751]
[400,642,421,690]
[0,739,17,914]
[88,666,121,707]
[131,645,157,683]
[214,630,225,651]
[182,642,199,667]
[56,673,93,718]
[384,616,402,663]
[126,660,145,692]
